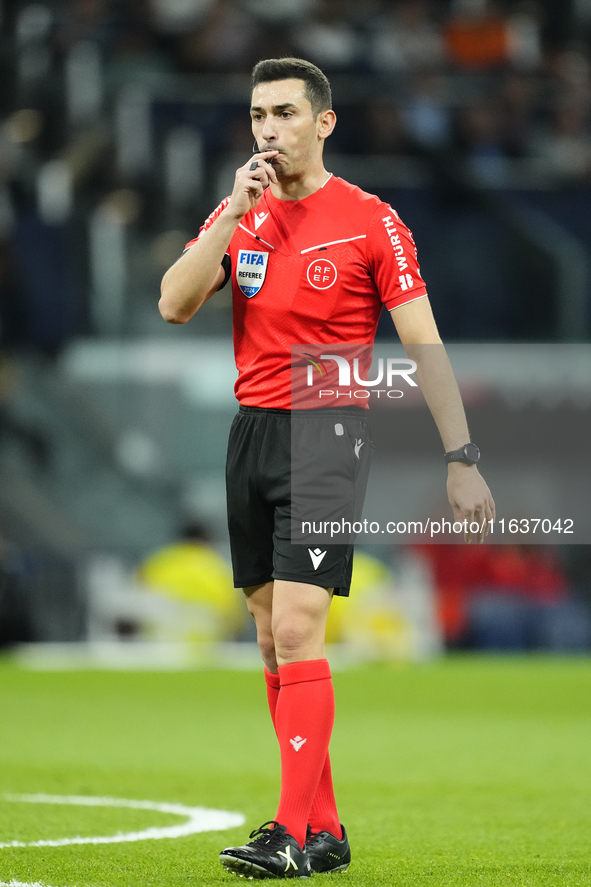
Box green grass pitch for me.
[0,655,590,886]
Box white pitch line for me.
[0,882,62,887]
[0,794,245,849]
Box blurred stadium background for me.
[1,0,591,663]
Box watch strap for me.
[445,443,480,465]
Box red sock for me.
[270,659,335,849]
[306,753,341,839]
[264,666,341,839]
[264,667,281,734]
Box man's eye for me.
[252,114,263,121]
[280,112,292,118]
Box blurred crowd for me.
[2,0,591,176]
[417,542,591,650]
[157,0,591,181]
[1,0,591,350]
[4,515,590,652]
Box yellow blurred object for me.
[326,551,415,658]
[137,542,245,642]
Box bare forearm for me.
[406,343,470,452]
[391,295,494,543]
[391,299,468,449]
[159,210,239,324]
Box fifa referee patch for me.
[236,249,269,297]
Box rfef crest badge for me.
[236,249,269,297]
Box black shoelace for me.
[305,826,323,846]
[248,821,288,847]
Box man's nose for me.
[261,117,277,141]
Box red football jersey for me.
[186,174,427,408]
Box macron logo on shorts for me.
[308,548,327,570]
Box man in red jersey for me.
[160,58,495,880]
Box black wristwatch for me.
[444,443,480,466]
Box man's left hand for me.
[447,464,496,543]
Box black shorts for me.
[225,405,373,597]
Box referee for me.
[160,58,495,880]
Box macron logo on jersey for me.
[254,211,269,230]
[236,250,269,297]
[382,215,409,273]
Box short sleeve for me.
[366,203,428,311]
[183,195,232,252]
[183,196,232,291]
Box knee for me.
[256,628,278,672]
[272,620,309,663]
[246,605,277,670]
[243,584,276,669]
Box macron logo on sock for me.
[289,735,307,752]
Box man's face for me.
[250,78,328,177]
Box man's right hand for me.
[228,151,279,219]
[160,150,278,324]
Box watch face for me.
[464,443,480,463]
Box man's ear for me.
[318,109,337,141]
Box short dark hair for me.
[251,58,332,118]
